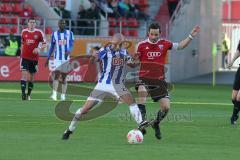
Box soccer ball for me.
[127,129,143,144]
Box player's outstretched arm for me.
[177,25,200,50]
[227,50,240,69]
[228,41,240,68]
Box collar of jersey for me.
[147,38,162,44]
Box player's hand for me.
[64,51,71,59]
[130,52,140,60]
[190,25,200,37]
[33,48,40,54]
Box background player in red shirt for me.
[135,22,200,139]
[20,18,46,100]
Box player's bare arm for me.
[177,25,201,50]
[89,48,100,64]
[227,50,240,68]
[33,42,47,54]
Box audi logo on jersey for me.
[147,52,162,59]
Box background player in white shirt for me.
[45,19,74,101]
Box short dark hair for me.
[93,46,101,50]
[28,18,35,22]
[148,23,161,32]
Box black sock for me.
[138,104,146,120]
[155,110,168,124]
[27,82,34,96]
[21,80,26,95]
[232,100,240,119]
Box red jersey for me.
[137,38,178,80]
[21,28,45,61]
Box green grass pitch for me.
[0,82,239,160]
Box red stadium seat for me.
[14,0,25,3]
[10,26,18,34]
[129,30,138,37]
[0,4,3,12]
[0,26,10,33]
[117,17,127,27]
[0,15,11,24]
[109,28,116,36]
[3,3,13,13]
[45,26,53,35]
[12,3,23,13]
[24,4,33,13]
[121,29,129,36]
[109,17,117,27]
[0,16,7,24]
[138,0,148,6]
[128,18,139,27]
[11,15,19,24]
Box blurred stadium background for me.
[0,0,239,84]
[1,1,240,160]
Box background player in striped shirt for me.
[20,18,46,100]
[45,19,74,101]
[62,33,148,140]
[134,23,200,139]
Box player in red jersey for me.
[134,22,200,139]
[20,18,46,100]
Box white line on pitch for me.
[0,97,232,106]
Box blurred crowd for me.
[53,0,149,35]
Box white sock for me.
[53,80,59,93]
[129,103,142,124]
[53,90,57,97]
[62,82,67,95]
[69,108,81,132]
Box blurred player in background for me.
[227,40,240,125]
[20,18,46,100]
[45,19,74,101]
[62,33,148,140]
[134,23,200,139]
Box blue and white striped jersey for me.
[98,45,131,84]
[48,30,74,61]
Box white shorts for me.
[87,82,130,102]
[49,60,71,73]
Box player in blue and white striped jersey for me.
[45,19,74,101]
[97,43,130,85]
[62,33,148,140]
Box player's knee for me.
[21,76,27,81]
[54,74,60,80]
[235,100,240,108]
[81,108,90,114]
[161,104,170,112]
[29,76,34,82]
[236,95,240,101]
[138,90,148,98]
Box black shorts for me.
[233,67,240,90]
[20,58,38,74]
[135,78,170,102]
